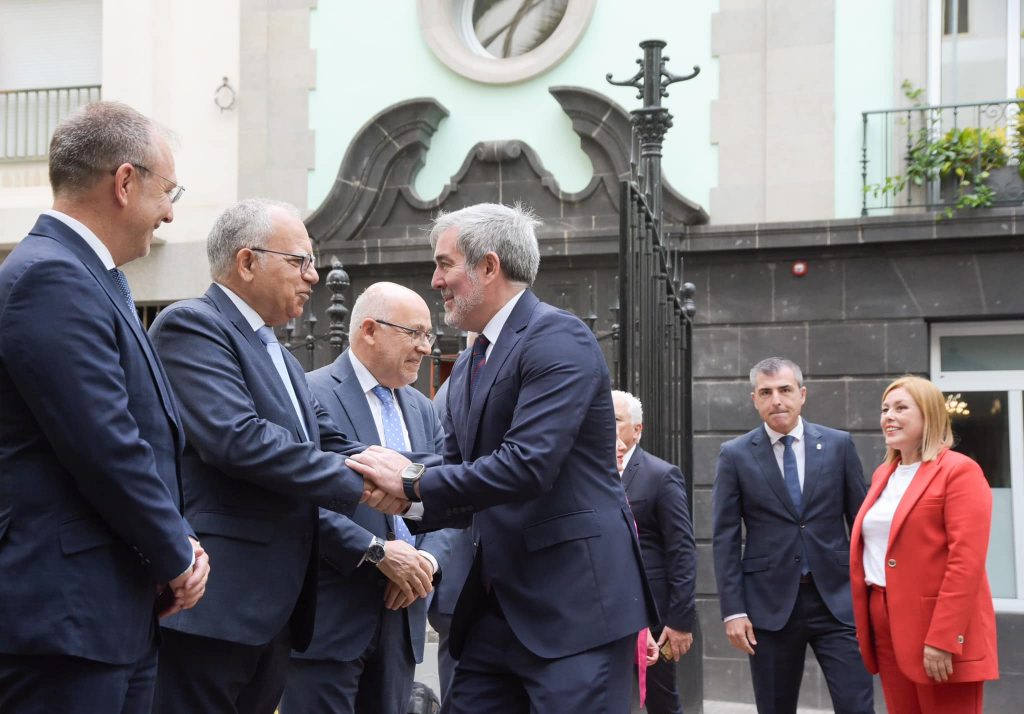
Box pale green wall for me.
[309,0,719,213]
[834,0,896,218]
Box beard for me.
[443,276,485,329]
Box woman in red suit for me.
[850,376,998,713]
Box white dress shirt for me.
[861,461,921,587]
[348,351,433,569]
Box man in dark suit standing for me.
[0,101,209,713]
[612,390,696,714]
[150,199,408,714]
[711,357,874,714]
[280,282,449,714]
[347,203,656,714]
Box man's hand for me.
[644,629,660,666]
[158,538,211,618]
[725,616,757,655]
[923,644,953,682]
[347,446,410,499]
[361,479,409,515]
[376,539,433,608]
[657,626,694,661]
[384,580,419,610]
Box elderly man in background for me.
[281,282,452,714]
[612,390,696,714]
[0,101,208,713]
[150,199,415,714]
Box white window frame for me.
[931,320,1024,612]
[927,0,1021,103]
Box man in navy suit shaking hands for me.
[712,357,873,714]
[347,203,656,714]
[150,199,409,714]
[0,102,209,714]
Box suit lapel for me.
[750,426,800,519]
[622,448,642,493]
[207,285,308,441]
[328,352,380,446]
[800,422,823,508]
[31,216,183,445]
[888,452,944,549]
[462,291,537,455]
[395,387,425,451]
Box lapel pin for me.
[816,443,822,450]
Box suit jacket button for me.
[799,523,806,529]
[887,558,896,567]
[957,635,965,644]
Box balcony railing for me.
[1,85,101,162]
[861,97,1024,215]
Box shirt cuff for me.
[418,549,439,574]
[176,541,197,581]
[403,502,424,520]
[723,613,748,623]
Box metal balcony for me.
[1,85,102,162]
[861,97,1024,215]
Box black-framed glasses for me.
[251,248,315,274]
[131,163,186,203]
[374,319,437,347]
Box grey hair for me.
[48,101,162,197]
[207,198,301,280]
[611,390,644,425]
[749,357,804,389]
[428,203,541,286]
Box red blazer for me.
[850,448,999,684]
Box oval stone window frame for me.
[417,0,597,85]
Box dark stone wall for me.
[683,208,1024,710]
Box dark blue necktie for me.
[469,335,490,396]
[780,434,809,575]
[108,268,140,325]
[779,434,802,511]
[371,385,415,545]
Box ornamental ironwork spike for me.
[325,256,351,354]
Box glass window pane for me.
[940,333,1024,371]
[947,390,1015,598]
[941,0,1007,103]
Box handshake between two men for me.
[352,445,434,610]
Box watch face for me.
[403,463,425,480]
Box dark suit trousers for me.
[155,627,291,714]
[0,644,158,714]
[280,608,415,714]
[443,597,634,714]
[749,580,873,714]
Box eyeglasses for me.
[374,319,437,347]
[131,163,186,203]
[251,248,316,274]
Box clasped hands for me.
[376,539,434,610]
[348,445,414,515]
[158,537,211,619]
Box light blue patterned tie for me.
[108,268,140,325]
[371,385,415,544]
[256,326,309,440]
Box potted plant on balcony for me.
[866,83,1024,217]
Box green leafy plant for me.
[866,81,1022,217]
